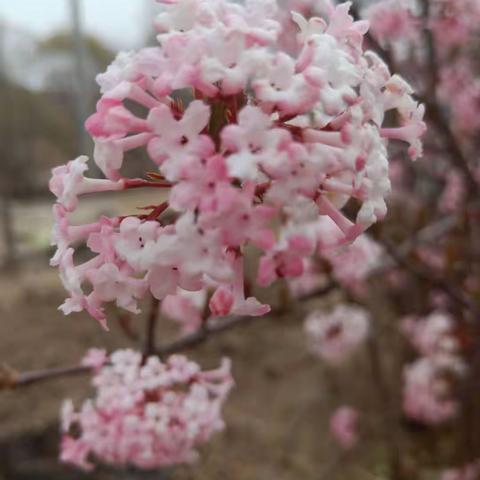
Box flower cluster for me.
[60,350,233,471]
[401,311,465,425]
[49,0,425,329]
[304,304,370,365]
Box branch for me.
[0,364,91,389]
[143,296,160,358]
[1,282,337,391]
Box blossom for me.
[304,304,369,364]
[80,348,108,372]
[330,406,359,449]
[49,156,123,212]
[161,288,207,332]
[50,0,424,328]
[60,350,233,471]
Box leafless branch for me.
[1,283,337,391]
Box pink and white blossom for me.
[60,350,233,470]
[49,0,424,329]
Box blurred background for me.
[0,0,160,268]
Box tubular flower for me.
[60,350,233,471]
[49,0,424,328]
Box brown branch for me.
[1,283,337,391]
[6,365,91,389]
[143,296,160,358]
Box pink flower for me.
[304,304,369,365]
[147,100,211,168]
[49,156,123,212]
[161,289,207,332]
[60,350,233,470]
[80,348,108,372]
[86,263,147,314]
[209,286,235,317]
[330,406,359,449]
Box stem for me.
[14,365,91,388]
[1,193,16,269]
[143,296,160,359]
[123,179,172,190]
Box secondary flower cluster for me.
[304,304,370,364]
[401,311,465,425]
[49,0,425,328]
[60,350,233,471]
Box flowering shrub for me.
[5,0,480,478]
[60,350,233,471]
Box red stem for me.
[124,179,172,189]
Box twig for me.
[10,365,91,388]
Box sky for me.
[0,0,153,49]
